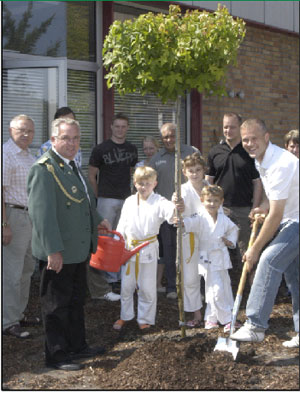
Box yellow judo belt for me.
[186,232,195,264]
[126,235,157,283]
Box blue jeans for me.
[246,220,299,332]
[97,197,124,283]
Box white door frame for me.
[3,57,67,107]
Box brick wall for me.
[201,25,299,158]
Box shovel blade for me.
[214,337,240,360]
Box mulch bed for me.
[2,268,299,390]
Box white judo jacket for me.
[181,181,204,264]
[116,191,175,265]
[184,209,238,272]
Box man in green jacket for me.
[27,117,111,371]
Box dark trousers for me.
[160,221,177,293]
[39,260,88,364]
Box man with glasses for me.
[149,123,198,299]
[27,117,111,370]
[36,106,82,167]
[3,114,38,339]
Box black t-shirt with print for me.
[89,139,138,199]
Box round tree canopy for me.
[103,4,246,103]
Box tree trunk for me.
[174,96,186,338]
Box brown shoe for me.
[3,324,31,339]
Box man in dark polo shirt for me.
[206,112,263,274]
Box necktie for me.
[69,160,81,180]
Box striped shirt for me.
[3,138,36,207]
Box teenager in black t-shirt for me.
[87,113,138,299]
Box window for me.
[114,92,187,162]
[3,1,96,61]
[67,70,97,169]
[2,1,99,171]
[2,66,59,155]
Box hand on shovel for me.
[243,213,266,272]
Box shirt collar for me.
[8,137,30,154]
[256,141,273,170]
[52,146,73,167]
[220,139,242,149]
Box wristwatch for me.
[2,222,9,227]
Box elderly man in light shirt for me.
[2,114,38,339]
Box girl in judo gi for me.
[113,166,180,331]
[174,152,208,328]
[181,185,239,332]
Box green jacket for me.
[27,149,103,264]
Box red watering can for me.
[90,230,150,272]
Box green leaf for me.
[102,4,246,99]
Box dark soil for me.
[2,269,299,390]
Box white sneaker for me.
[101,292,121,301]
[230,322,265,342]
[166,291,177,300]
[282,333,299,348]
[157,286,166,293]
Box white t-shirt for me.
[255,142,299,223]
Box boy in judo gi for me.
[181,185,239,332]
[173,152,208,328]
[113,166,180,331]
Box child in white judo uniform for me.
[174,153,208,327]
[113,166,179,331]
[182,185,239,332]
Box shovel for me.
[214,214,264,360]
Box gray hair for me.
[51,117,80,137]
[160,122,176,135]
[10,114,35,129]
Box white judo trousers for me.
[117,192,175,325]
[120,258,157,325]
[181,181,206,312]
[203,268,234,324]
[184,209,238,325]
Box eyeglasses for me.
[12,128,34,135]
[55,135,80,143]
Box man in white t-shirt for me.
[231,119,299,348]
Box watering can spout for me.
[90,230,150,272]
[121,242,150,264]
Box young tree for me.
[103,4,246,337]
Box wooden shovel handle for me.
[236,215,264,296]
